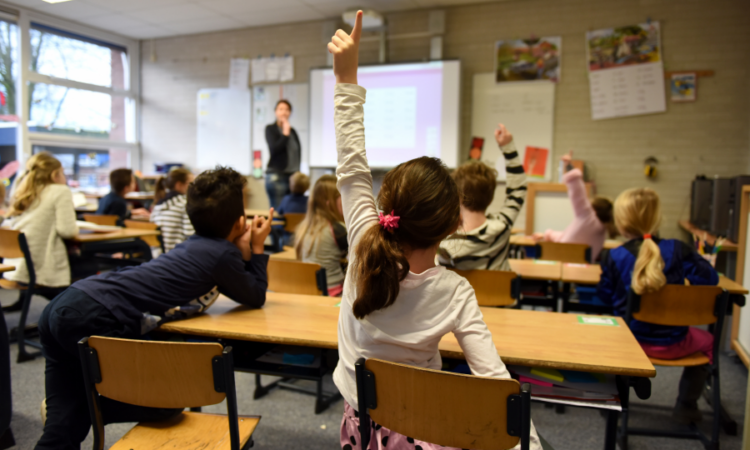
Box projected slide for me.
[310,61,460,168]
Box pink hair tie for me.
[378,210,400,233]
[643,234,652,239]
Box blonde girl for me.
[151,168,195,252]
[294,174,347,296]
[5,152,78,287]
[327,13,542,450]
[598,187,718,423]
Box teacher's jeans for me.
[265,172,291,209]
[35,288,181,450]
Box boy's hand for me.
[328,10,362,85]
[494,123,513,147]
[250,208,275,254]
[233,218,253,261]
[532,232,545,242]
[562,151,573,165]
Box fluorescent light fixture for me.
[42,0,73,3]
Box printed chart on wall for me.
[471,73,555,181]
[586,22,666,120]
[251,83,309,175]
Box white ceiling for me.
[3,0,497,40]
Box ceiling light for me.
[42,0,73,3]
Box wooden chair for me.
[83,214,118,226]
[449,268,520,307]
[282,212,305,234]
[0,308,14,449]
[355,358,532,450]
[123,220,164,253]
[535,242,591,264]
[0,229,63,362]
[78,337,260,450]
[267,259,328,296]
[621,285,730,449]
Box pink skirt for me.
[340,401,458,450]
[640,326,714,364]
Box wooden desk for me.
[508,259,561,281]
[270,248,296,261]
[160,293,655,378]
[678,220,737,252]
[246,209,281,219]
[71,228,160,243]
[509,236,622,250]
[84,192,155,201]
[0,264,15,273]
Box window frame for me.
[5,3,141,170]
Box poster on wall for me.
[495,37,561,83]
[586,22,666,120]
[670,73,696,102]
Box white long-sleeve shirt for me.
[331,83,540,449]
[4,184,79,287]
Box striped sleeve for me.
[496,140,527,227]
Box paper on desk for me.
[75,221,122,232]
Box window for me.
[33,145,129,189]
[0,19,18,124]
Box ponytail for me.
[631,236,666,294]
[154,176,167,203]
[352,224,410,319]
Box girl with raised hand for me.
[327,11,542,450]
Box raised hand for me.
[251,207,275,255]
[494,123,513,147]
[233,217,253,261]
[327,10,363,85]
[562,151,573,165]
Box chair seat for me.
[110,411,260,450]
[649,352,709,367]
[0,279,26,290]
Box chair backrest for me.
[536,241,591,264]
[283,213,306,234]
[0,229,24,259]
[449,268,519,307]
[83,214,118,226]
[356,358,529,450]
[267,259,327,296]
[84,336,225,409]
[626,284,727,327]
[123,220,162,249]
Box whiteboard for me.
[739,209,750,355]
[196,89,252,173]
[471,74,555,181]
[533,191,576,234]
[251,83,309,174]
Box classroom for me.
[0,0,749,449]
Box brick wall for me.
[140,0,750,238]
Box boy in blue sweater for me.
[36,167,273,450]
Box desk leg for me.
[561,282,571,313]
[604,409,618,450]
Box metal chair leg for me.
[16,289,40,363]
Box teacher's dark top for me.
[265,124,301,174]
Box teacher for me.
[265,99,301,209]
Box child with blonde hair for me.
[278,171,310,215]
[598,187,718,423]
[327,12,541,449]
[295,174,347,296]
[4,152,78,288]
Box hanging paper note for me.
[229,58,250,90]
[265,58,280,81]
[523,146,548,178]
[279,55,294,82]
[586,22,666,120]
[251,58,266,84]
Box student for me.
[3,152,78,289]
[294,174,347,296]
[96,168,149,225]
[35,167,273,450]
[534,151,615,261]
[598,187,718,423]
[326,14,541,449]
[277,171,309,216]
[150,168,195,252]
[437,130,526,271]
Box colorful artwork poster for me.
[587,22,661,72]
[670,73,696,102]
[495,37,561,83]
[524,146,549,178]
